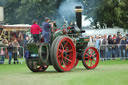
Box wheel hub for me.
[62,51,68,57]
[91,56,93,59]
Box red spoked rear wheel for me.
[82,47,99,69]
[51,36,76,72]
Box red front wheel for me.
[82,47,99,69]
[51,36,76,72]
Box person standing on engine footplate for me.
[30,20,42,43]
[42,17,54,43]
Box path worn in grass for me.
[0,60,128,85]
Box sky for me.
[82,15,92,27]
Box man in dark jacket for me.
[7,41,13,64]
[42,17,55,43]
[42,17,51,43]
[120,36,126,60]
[116,34,122,57]
[107,35,113,60]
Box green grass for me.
[0,59,128,85]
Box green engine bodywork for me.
[27,28,89,60]
[76,37,89,49]
[27,43,39,54]
[51,30,89,58]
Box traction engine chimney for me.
[75,6,83,30]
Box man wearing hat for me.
[42,17,53,43]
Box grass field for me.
[0,59,128,85]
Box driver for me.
[42,17,54,43]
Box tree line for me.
[0,0,128,29]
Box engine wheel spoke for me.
[64,57,72,63]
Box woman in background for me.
[0,47,5,64]
[12,38,20,64]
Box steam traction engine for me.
[26,6,99,72]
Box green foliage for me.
[1,0,128,29]
[3,0,63,25]
[0,0,7,5]
[93,0,128,29]
[4,0,21,24]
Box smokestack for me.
[75,6,83,30]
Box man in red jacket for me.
[30,20,42,43]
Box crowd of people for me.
[0,33,29,64]
[89,32,128,61]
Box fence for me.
[99,44,128,60]
[1,43,128,64]
[0,46,25,64]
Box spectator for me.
[112,34,116,40]
[24,36,29,51]
[0,47,5,64]
[12,38,20,64]
[88,35,95,47]
[112,39,117,60]
[100,34,107,61]
[24,36,29,59]
[2,39,8,46]
[95,36,101,51]
[116,34,122,57]
[107,35,113,60]
[100,35,103,60]
[7,41,13,64]
[117,32,121,37]
[19,34,24,57]
[120,36,126,60]
[126,34,128,59]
